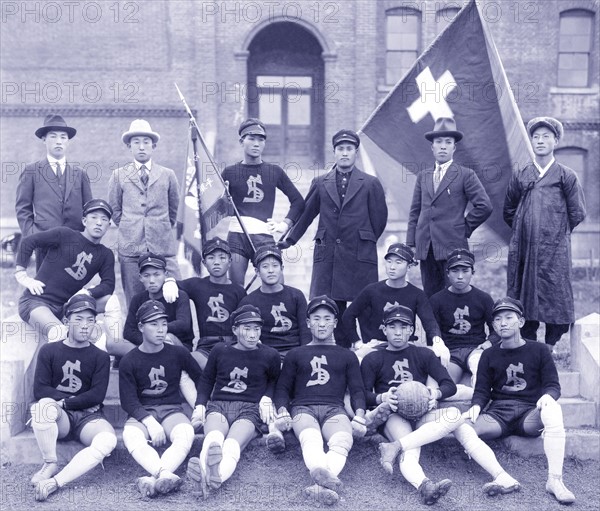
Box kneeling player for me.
[29,294,117,501]
[186,304,281,496]
[274,296,367,506]
[119,300,203,498]
[465,297,575,505]
[367,305,520,505]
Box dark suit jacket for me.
[406,162,492,260]
[287,166,388,302]
[15,159,93,236]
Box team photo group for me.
[13,102,586,508]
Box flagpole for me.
[174,83,257,257]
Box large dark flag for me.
[359,0,532,243]
[177,128,234,259]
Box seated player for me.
[429,249,499,400]
[364,305,520,505]
[119,300,203,498]
[29,294,117,501]
[274,296,367,506]
[186,304,281,496]
[465,297,575,505]
[239,244,310,359]
[342,243,449,366]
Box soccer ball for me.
[395,381,430,420]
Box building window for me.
[558,9,594,87]
[386,8,421,85]
[435,6,460,35]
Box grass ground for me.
[2,438,599,511]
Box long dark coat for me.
[287,166,388,302]
[504,161,586,324]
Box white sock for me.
[220,438,240,483]
[123,426,161,477]
[298,428,327,472]
[200,430,225,471]
[31,401,59,463]
[326,432,352,476]
[454,423,504,478]
[161,423,195,473]
[54,432,117,487]
[401,408,461,451]
[541,401,566,477]
[399,447,426,489]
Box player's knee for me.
[169,422,195,448]
[439,406,464,432]
[31,398,60,424]
[122,425,148,453]
[299,428,322,449]
[454,423,480,453]
[91,431,117,458]
[327,431,353,456]
[540,400,565,431]
[103,294,121,316]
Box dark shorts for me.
[18,295,63,323]
[130,404,186,425]
[64,408,108,441]
[482,399,542,437]
[207,400,262,433]
[291,404,349,426]
[449,346,480,372]
[227,232,275,259]
[195,336,235,356]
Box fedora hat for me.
[35,114,77,139]
[121,119,160,145]
[424,117,463,142]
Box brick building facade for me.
[1,0,598,257]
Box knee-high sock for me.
[298,428,327,472]
[54,432,117,487]
[179,371,197,409]
[541,401,566,477]
[200,430,225,471]
[31,401,59,463]
[454,423,505,478]
[220,438,241,483]
[400,408,461,452]
[161,423,195,473]
[399,447,426,489]
[122,426,161,477]
[326,432,353,476]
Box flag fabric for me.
[177,128,234,258]
[358,0,532,243]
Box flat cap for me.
[202,237,231,258]
[307,295,339,317]
[382,304,414,326]
[385,243,416,264]
[527,117,564,140]
[231,304,264,326]
[136,300,168,323]
[332,129,360,148]
[64,294,97,317]
[492,297,524,317]
[138,253,166,270]
[446,248,475,269]
[83,199,113,218]
[253,245,283,267]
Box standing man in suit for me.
[16,114,93,270]
[280,130,388,347]
[108,120,181,308]
[407,118,492,298]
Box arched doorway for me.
[247,22,325,167]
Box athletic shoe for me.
[136,476,157,498]
[418,478,452,505]
[155,470,183,495]
[206,441,223,490]
[304,484,339,506]
[187,456,209,499]
[266,430,286,453]
[365,402,394,434]
[30,462,59,485]
[310,467,343,493]
[546,476,576,505]
[483,481,521,496]
[34,478,58,501]
[378,440,403,474]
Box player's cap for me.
[138,252,166,271]
[446,248,475,269]
[307,295,339,317]
[527,116,563,140]
[231,304,264,326]
[332,129,360,148]
[83,198,113,219]
[382,305,414,326]
[202,237,231,258]
[385,243,416,263]
[253,245,283,267]
[239,118,267,139]
[136,300,168,323]
[64,294,97,317]
[492,297,524,317]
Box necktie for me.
[140,165,149,187]
[433,166,442,193]
[55,162,63,179]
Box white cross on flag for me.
[358,0,532,243]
